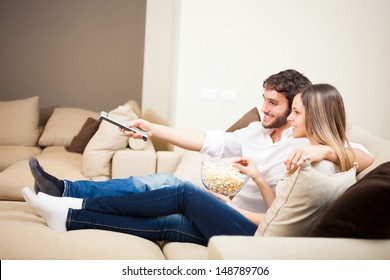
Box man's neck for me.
[269,125,290,143]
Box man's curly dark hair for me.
[263,69,312,109]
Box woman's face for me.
[287,94,306,138]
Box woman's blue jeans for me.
[67,183,257,246]
[63,173,183,198]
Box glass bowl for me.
[201,159,249,196]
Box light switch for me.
[200,89,218,101]
[220,90,237,102]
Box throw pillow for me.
[310,161,390,239]
[226,107,261,132]
[172,107,259,187]
[82,100,139,180]
[66,117,101,154]
[38,107,98,147]
[255,160,357,237]
[0,96,40,146]
[128,137,147,150]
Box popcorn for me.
[201,160,248,195]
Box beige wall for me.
[143,0,390,144]
[0,0,146,124]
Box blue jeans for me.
[63,173,183,198]
[67,182,257,245]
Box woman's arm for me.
[232,157,276,208]
[206,190,265,225]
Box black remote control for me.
[98,111,148,141]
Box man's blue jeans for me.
[67,183,257,245]
[63,173,183,198]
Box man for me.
[30,69,372,213]
[122,69,312,212]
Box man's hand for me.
[120,119,151,139]
[284,145,334,172]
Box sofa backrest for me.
[347,124,390,180]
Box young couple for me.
[23,70,373,246]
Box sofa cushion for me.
[0,201,166,260]
[0,96,40,146]
[173,150,210,187]
[0,148,89,201]
[0,146,42,172]
[38,107,98,147]
[66,117,102,154]
[347,124,390,180]
[226,106,261,132]
[310,161,390,239]
[256,161,357,237]
[82,100,139,180]
[162,242,208,260]
[128,137,147,150]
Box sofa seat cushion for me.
[0,201,165,260]
[162,242,207,260]
[0,146,41,172]
[208,236,390,260]
[0,147,88,201]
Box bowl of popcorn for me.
[201,159,249,196]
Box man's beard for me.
[262,109,291,129]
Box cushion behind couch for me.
[310,161,390,239]
[0,96,40,146]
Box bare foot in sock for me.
[22,187,82,232]
[29,157,64,196]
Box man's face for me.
[261,89,291,129]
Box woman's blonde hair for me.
[301,84,355,172]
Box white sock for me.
[37,191,83,210]
[22,187,82,232]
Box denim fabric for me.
[63,173,183,199]
[67,182,257,245]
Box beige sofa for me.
[1,98,389,260]
[0,97,169,260]
[158,123,390,259]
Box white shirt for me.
[201,122,309,212]
[200,121,369,213]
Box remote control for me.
[98,111,148,141]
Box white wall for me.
[143,0,390,146]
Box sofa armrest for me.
[208,236,390,260]
[156,151,183,174]
[111,140,156,178]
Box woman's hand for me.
[206,189,232,204]
[231,157,263,182]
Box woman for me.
[22,84,371,246]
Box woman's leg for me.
[68,211,208,245]
[72,182,257,241]
[22,187,207,244]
